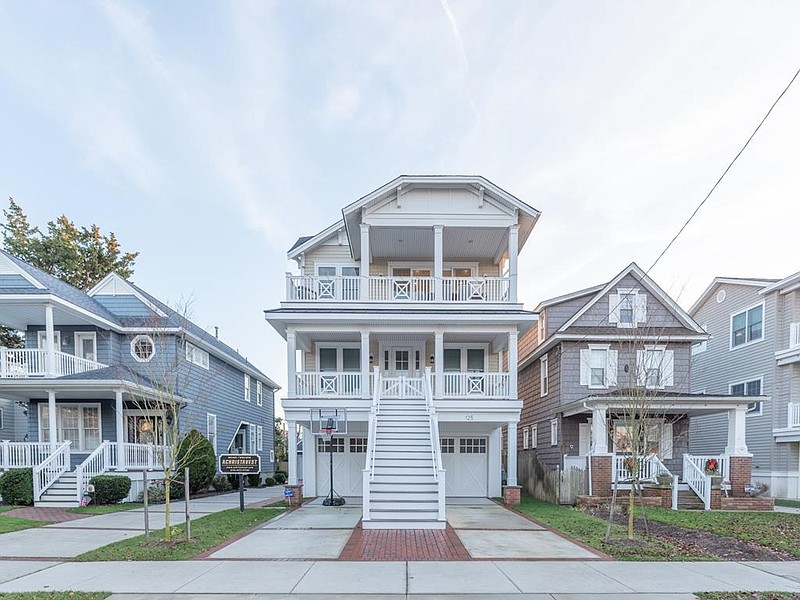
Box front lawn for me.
[775,499,800,510]
[513,497,714,561]
[75,507,284,561]
[0,514,48,534]
[68,503,143,515]
[0,594,110,600]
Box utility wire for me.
[648,65,800,273]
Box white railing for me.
[0,347,106,378]
[684,454,729,482]
[296,372,362,398]
[790,323,800,349]
[286,274,511,303]
[75,441,112,502]
[440,372,510,398]
[379,375,425,399]
[363,367,382,522]
[683,454,711,510]
[423,367,446,523]
[1,441,52,470]
[77,442,171,502]
[613,455,666,483]
[33,441,71,502]
[789,402,800,428]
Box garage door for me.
[440,437,488,497]
[315,436,366,497]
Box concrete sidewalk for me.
[0,560,799,597]
[0,486,286,559]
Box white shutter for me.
[636,350,646,386]
[662,350,674,387]
[579,423,591,456]
[580,349,591,386]
[606,349,618,387]
[635,293,647,324]
[608,293,620,324]
[660,422,673,459]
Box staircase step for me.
[371,499,439,509]
[368,510,440,520]
[371,474,437,484]
[370,482,438,492]
[362,519,445,530]
[370,491,439,501]
[373,452,433,460]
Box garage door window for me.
[441,438,455,454]
[459,438,486,454]
[317,438,345,453]
[349,438,367,453]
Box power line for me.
[648,65,800,273]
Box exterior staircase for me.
[676,482,706,511]
[363,370,446,529]
[36,471,79,507]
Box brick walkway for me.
[339,524,471,561]
[4,506,88,523]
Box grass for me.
[639,507,800,557]
[75,506,285,561]
[513,496,714,561]
[0,594,110,600]
[68,503,143,515]
[696,593,800,600]
[0,514,48,534]
[775,499,800,509]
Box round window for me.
[131,335,155,362]
[716,290,726,303]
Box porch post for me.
[115,389,126,471]
[287,419,298,485]
[360,223,370,300]
[47,389,58,451]
[286,330,296,398]
[725,406,749,456]
[506,421,518,486]
[433,225,444,301]
[45,303,56,376]
[434,331,444,398]
[360,331,370,399]
[590,407,609,454]
[508,225,519,303]
[508,331,518,399]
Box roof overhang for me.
[562,395,757,417]
[689,277,776,315]
[0,379,190,404]
[0,294,120,331]
[760,271,800,296]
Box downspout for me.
[584,402,593,496]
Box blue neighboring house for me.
[0,248,278,506]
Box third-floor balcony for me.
[286,274,511,303]
[777,323,800,365]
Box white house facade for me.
[265,175,540,528]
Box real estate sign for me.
[218,454,261,475]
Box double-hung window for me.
[730,378,763,415]
[580,344,617,388]
[731,304,764,348]
[531,424,538,449]
[540,355,549,396]
[244,374,251,402]
[609,288,646,328]
[256,381,263,406]
[39,404,101,452]
[550,419,558,446]
[637,346,674,389]
[523,426,530,450]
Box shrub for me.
[273,472,287,485]
[175,429,216,494]
[247,473,261,487]
[212,474,232,492]
[137,484,166,503]
[264,477,276,487]
[90,475,132,504]
[0,468,33,505]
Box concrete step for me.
[362,519,445,530]
[34,500,79,508]
[368,509,440,520]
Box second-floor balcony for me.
[0,347,107,379]
[776,323,800,365]
[286,274,511,303]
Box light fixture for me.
[369,354,374,364]
[429,354,435,364]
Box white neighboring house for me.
[265,175,540,528]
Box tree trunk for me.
[164,479,171,542]
[627,478,636,539]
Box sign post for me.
[219,453,261,514]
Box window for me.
[637,347,674,389]
[75,332,97,362]
[39,404,101,452]
[36,330,61,350]
[316,265,360,300]
[613,420,672,459]
[619,292,635,325]
[270,449,275,463]
[523,426,530,450]
[207,413,217,454]
[349,438,367,453]
[441,438,455,454]
[186,342,209,369]
[249,424,257,454]
[244,374,251,402]
[531,424,538,449]
[0,407,3,429]
[540,355,549,396]
[538,312,546,343]
[256,381,263,406]
[130,335,155,362]
[580,345,617,388]
[550,419,558,446]
[609,289,646,328]
[730,378,763,415]
[317,437,345,453]
[459,438,487,454]
[731,304,764,348]
[257,425,263,451]
[125,412,165,445]
[692,326,708,356]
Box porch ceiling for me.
[0,297,107,331]
[562,395,754,417]
[368,226,507,262]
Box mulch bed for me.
[589,508,796,561]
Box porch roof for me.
[561,390,757,417]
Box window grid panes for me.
[441,438,455,454]
[459,438,486,454]
[730,379,762,414]
[590,350,606,387]
[349,438,367,453]
[318,438,345,453]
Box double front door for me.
[382,346,423,377]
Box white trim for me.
[38,402,102,452]
[729,301,765,350]
[257,380,263,407]
[0,251,46,288]
[207,413,217,454]
[550,418,558,446]
[244,374,251,402]
[690,278,775,314]
[0,407,4,430]
[130,334,155,362]
[186,341,210,369]
[760,270,800,295]
[540,355,549,396]
[74,331,98,362]
[88,272,168,317]
[522,426,530,450]
[257,424,263,451]
[37,330,62,350]
[531,424,538,449]
[286,220,346,261]
[728,376,764,416]
[534,284,605,312]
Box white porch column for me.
[286,330,297,398]
[434,331,444,398]
[725,406,749,456]
[508,331,518,399]
[590,407,609,454]
[302,425,315,495]
[361,331,370,399]
[360,223,370,300]
[115,389,126,470]
[47,390,58,451]
[45,303,56,376]
[433,225,444,302]
[508,224,519,303]
[288,420,298,485]
[488,427,503,497]
[507,422,518,486]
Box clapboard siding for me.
[26,325,112,364]
[303,243,355,276]
[689,282,775,469]
[0,274,36,288]
[93,295,155,317]
[0,398,26,441]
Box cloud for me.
[324,85,363,123]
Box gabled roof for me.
[286,220,346,262]
[688,276,779,315]
[760,270,800,295]
[534,283,605,312]
[558,262,705,334]
[89,273,168,317]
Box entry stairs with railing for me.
[362,367,446,529]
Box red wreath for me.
[705,458,718,474]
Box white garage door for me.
[441,437,488,497]
[315,436,366,497]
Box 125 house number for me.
[464,414,474,421]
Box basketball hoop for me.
[310,409,347,507]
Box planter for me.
[710,475,722,488]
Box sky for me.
[1,1,799,414]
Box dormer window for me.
[609,288,646,328]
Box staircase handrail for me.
[423,367,442,481]
[683,454,711,510]
[367,366,382,480]
[33,441,71,502]
[75,441,113,503]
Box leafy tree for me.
[274,417,288,462]
[0,327,24,348]
[1,198,139,291]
